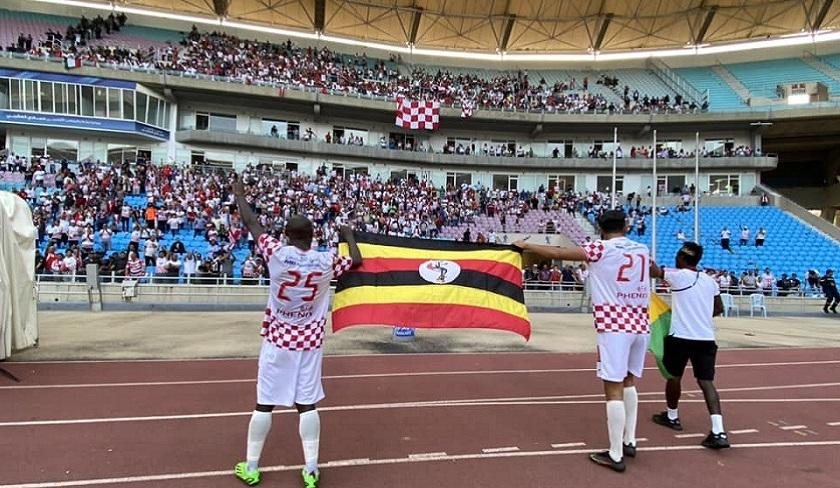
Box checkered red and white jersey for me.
[257,234,353,350]
[582,237,651,334]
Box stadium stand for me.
[673,67,745,111]
[616,205,840,284]
[725,58,840,100]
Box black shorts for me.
[662,335,718,381]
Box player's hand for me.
[339,225,354,239]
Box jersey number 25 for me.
[277,271,323,302]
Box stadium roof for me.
[56,0,840,55]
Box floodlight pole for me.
[694,131,700,243]
[651,129,657,263]
[611,126,618,209]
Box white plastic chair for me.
[720,293,740,317]
[749,293,768,318]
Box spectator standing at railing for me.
[144,236,159,267]
[789,273,802,294]
[760,268,774,295]
[125,251,145,279]
[717,270,732,293]
[183,253,197,282]
[155,251,169,277]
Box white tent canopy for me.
[0,191,38,360]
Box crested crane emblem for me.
[419,260,461,284]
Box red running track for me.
[1,348,840,488]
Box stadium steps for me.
[674,66,745,111]
[710,64,752,103]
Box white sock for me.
[667,408,679,420]
[299,410,321,474]
[711,414,725,434]
[623,387,638,445]
[606,400,626,462]
[245,410,273,471]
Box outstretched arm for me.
[232,174,266,243]
[512,240,587,261]
[340,225,363,268]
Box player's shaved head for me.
[285,215,313,243]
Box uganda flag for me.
[334,232,530,339]
[648,294,675,379]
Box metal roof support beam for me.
[408,7,423,44]
[814,0,834,31]
[314,0,326,32]
[695,5,718,44]
[212,0,229,17]
[593,13,613,51]
[499,14,516,51]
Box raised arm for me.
[232,174,266,243]
[512,240,588,261]
[340,225,363,268]
[649,260,664,279]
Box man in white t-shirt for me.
[515,210,649,473]
[720,227,731,251]
[739,225,750,246]
[650,242,728,449]
[232,175,362,488]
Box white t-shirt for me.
[721,229,731,239]
[664,268,720,341]
[582,236,651,334]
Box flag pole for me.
[694,131,700,243]
[611,126,618,209]
[652,129,658,263]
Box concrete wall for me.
[36,282,827,315]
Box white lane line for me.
[780,425,808,430]
[327,458,370,466]
[636,438,648,442]
[0,369,586,390]
[731,429,759,434]
[3,397,840,428]
[6,359,840,390]
[674,433,706,438]
[827,421,840,426]
[550,442,586,448]
[408,452,447,459]
[481,446,520,453]
[4,440,840,488]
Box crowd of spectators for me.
[4,19,701,115]
[0,151,819,294]
[5,153,595,283]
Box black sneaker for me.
[623,443,636,458]
[701,431,730,449]
[652,412,683,431]
[824,307,830,314]
[588,451,625,472]
[832,308,838,314]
